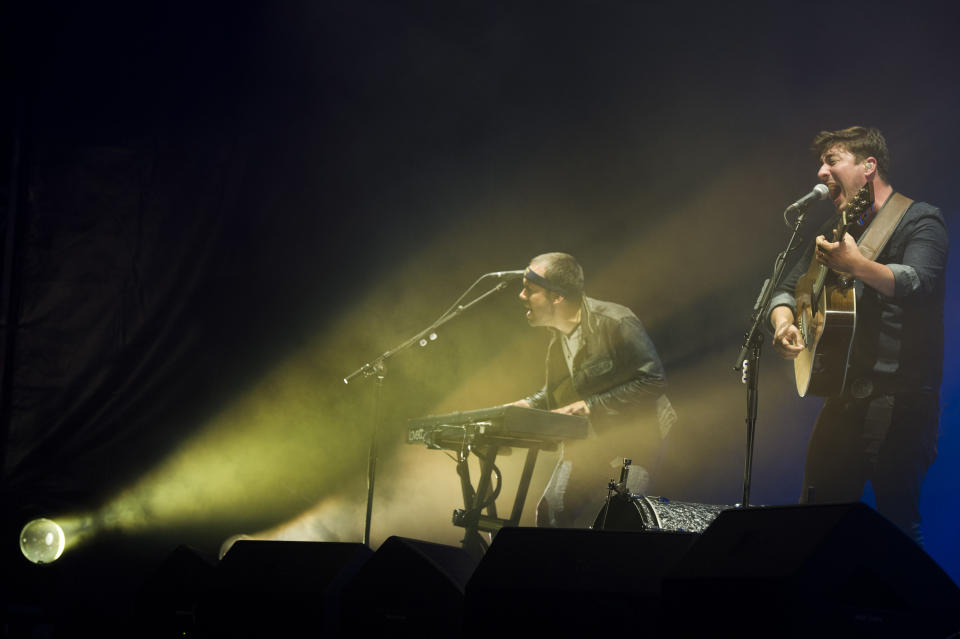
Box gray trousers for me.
[536,425,666,528]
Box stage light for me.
[20,518,66,564]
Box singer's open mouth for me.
[826,182,841,205]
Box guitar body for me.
[793,262,856,397]
[792,181,873,397]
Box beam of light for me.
[231,162,813,547]
[78,260,536,548]
[54,147,815,555]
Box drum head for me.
[594,495,731,533]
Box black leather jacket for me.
[524,297,667,429]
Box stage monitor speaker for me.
[463,526,699,636]
[131,544,218,638]
[662,502,960,638]
[195,540,372,638]
[340,536,479,634]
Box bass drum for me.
[593,494,732,533]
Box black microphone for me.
[786,183,830,212]
[484,269,525,280]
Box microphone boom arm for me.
[343,279,510,384]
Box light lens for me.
[20,518,66,564]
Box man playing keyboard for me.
[509,252,676,528]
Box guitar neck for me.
[835,218,854,243]
[811,216,856,300]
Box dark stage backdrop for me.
[3,0,959,599]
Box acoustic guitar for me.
[793,182,874,397]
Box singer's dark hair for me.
[811,126,891,182]
[529,252,584,302]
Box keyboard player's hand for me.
[553,400,589,416]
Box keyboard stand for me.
[451,441,552,562]
[406,405,586,560]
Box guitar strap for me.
[856,191,913,261]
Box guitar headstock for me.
[840,181,874,228]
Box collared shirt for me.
[559,323,583,378]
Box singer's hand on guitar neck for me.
[815,233,896,297]
[814,233,863,273]
[771,306,804,359]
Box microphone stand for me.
[732,202,810,507]
[343,276,513,547]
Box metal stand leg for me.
[509,447,540,524]
[455,451,488,562]
[452,445,549,561]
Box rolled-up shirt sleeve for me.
[888,208,948,299]
[767,290,798,318]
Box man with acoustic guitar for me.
[768,126,948,545]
